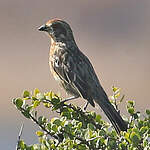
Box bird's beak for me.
[38,24,48,32]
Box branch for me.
[16,124,24,150]
[61,128,96,150]
[20,107,59,140]
[43,99,102,130]
[19,106,97,149]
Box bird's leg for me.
[60,96,79,103]
[83,102,89,111]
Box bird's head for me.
[38,18,74,43]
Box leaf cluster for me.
[13,87,150,150]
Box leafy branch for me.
[13,87,150,150]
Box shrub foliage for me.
[13,87,150,150]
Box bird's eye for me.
[52,23,62,30]
[52,23,67,37]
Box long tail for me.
[96,98,127,134]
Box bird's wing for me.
[52,50,96,106]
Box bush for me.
[13,87,150,150]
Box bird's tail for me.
[96,98,127,134]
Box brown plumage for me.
[38,18,127,133]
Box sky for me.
[0,0,150,149]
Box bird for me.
[38,18,127,133]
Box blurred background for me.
[0,0,150,149]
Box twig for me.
[20,107,59,140]
[113,93,118,111]
[19,100,99,149]
[19,106,96,149]
[43,99,101,149]
[43,99,102,130]
[87,136,101,141]
[16,124,24,150]
[64,104,102,129]
[61,129,95,150]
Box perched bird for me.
[38,18,127,133]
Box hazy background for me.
[0,0,150,149]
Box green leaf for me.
[130,132,140,145]
[114,92,120,99]
[38,116,47,125]
[88,123,95,130]
[36,131,44,137]
[95,114,102,123]
[90,111,96,118]
[31,96,38,100]
[51,143,56,149]
[23,90,30,98]
[51,117,62,126]
[77,122,82,129]
[53,119,62,126]
[112,86,119,92]
[29,145,39,150]
[26,105,33,112]
[128,101,135,107]
[138,120,144,128]
[132,128,139,134]
[51,97,60,105]
[140,126,148,134]
[18,140,25,149]
[49,91,54,100]
[133,112,140,119]
[43,102,51,108]
[51,117,59,123]
[124,132,131,143]
[34,88,40,96]
[22,106,31,119]
[61,110,71,119]
[119,142,127,150]
[15,98,23,109]
[64,124,71,133]
[36,93,45,100]
[77,144,87,150]
[47,123,51,131]
[51,124,58,132]
[128,107,135,115]
[146,109,150,115]
[33,100,41,108]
